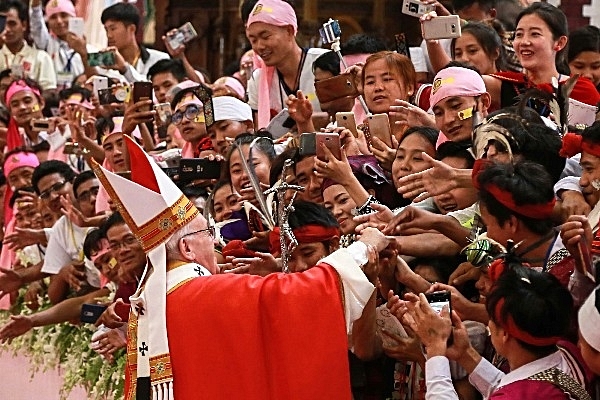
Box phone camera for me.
[408,3,419,12]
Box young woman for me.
[451,22,505,75]
[484,3,600,113]
[568,25,600,89]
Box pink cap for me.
[45,0,76,19]
[214,76,246,99]
[60,92,94,110]
[176,92,203,110]
[5,80,42,105]
[91,239,110,263]
[246,0,298,35]
[429,67,486,108]
[3,151,40,178]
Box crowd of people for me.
[0,0,599,399]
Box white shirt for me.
[121,47,170,83]
[41,215,99,288]
[29,4,96,86]
[425,350,581,400]
[248,48,329,122]
[0,41,57,90]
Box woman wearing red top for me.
[483,3,600,113]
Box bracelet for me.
[352,195,380,216]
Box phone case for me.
[178,158,223,181]
[422,16,462,40]
[80,303,108,324]
[367,114,393,148]
[335,112,358,137]
[315,72,359,104]
[133,82,153,111]
[316,132,341,161]
[191,84,215,126]
[266,109,295,139]
[92,76,108,97]
[68,17,85,37]
[402,0,435,18]
[299,133,316,156]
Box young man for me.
[245,0,329,127]
[28,0,97,88]
[94,134,389,400]
[208,95,254,156]
[5,79,48,148]
[0,0,56,90]
[100,2,169,83]
[170,87,212,157]
[148,59,187,104]
[39,168,102,304]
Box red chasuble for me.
[166,263,352,400]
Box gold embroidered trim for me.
[150,353,174,384]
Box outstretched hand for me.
[396,152,459,201]
[0,315,33,343]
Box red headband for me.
[559,132,600,159]
[269,225,340,255]
[494,298,562,347]
[472,159,556,220]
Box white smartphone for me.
[402,0,435,18]
[335,112,358,138]
[92,76,108,98]
[266,108,295,139]
[68,17,85,37]
[422,15,462,40]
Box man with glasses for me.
[0,161,101,303]
[170,87,212,158]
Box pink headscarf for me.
[214,76,246,99]
[3,151,40,179]
[429,67,486,108]
[45,0,76,19]
[246,0,298,128]
[5,80,42,105]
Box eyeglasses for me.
[109,235,140,251]
[172,105,202,125]
[77,186,99,202]
[181,226,215,239]
[39,181,67,200]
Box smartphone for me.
[133,81,153,111]
[299,132,317,156]
[30,119,51,132]
[63,141,79,155]
[0,15,7,33]
[395,33,411,59]
[316,132,341,161]
[179,158,223,181]
[80,303,108,324]
[88,51,116,67]
[425,291,452,315]
[98,85,130,105]
[68,17,85,37]
[266,108,295,139]
[422,15,462,40]
[319,19,342,44]
[367,114,393,148]
[402,0,435,18]
[92,76,108,98]
[154,103,172,126]
[162,167,180,181]
[167,22,199,49]
[335,112,358,137]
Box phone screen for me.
[426,291,451,315]
[0,15,6,33]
